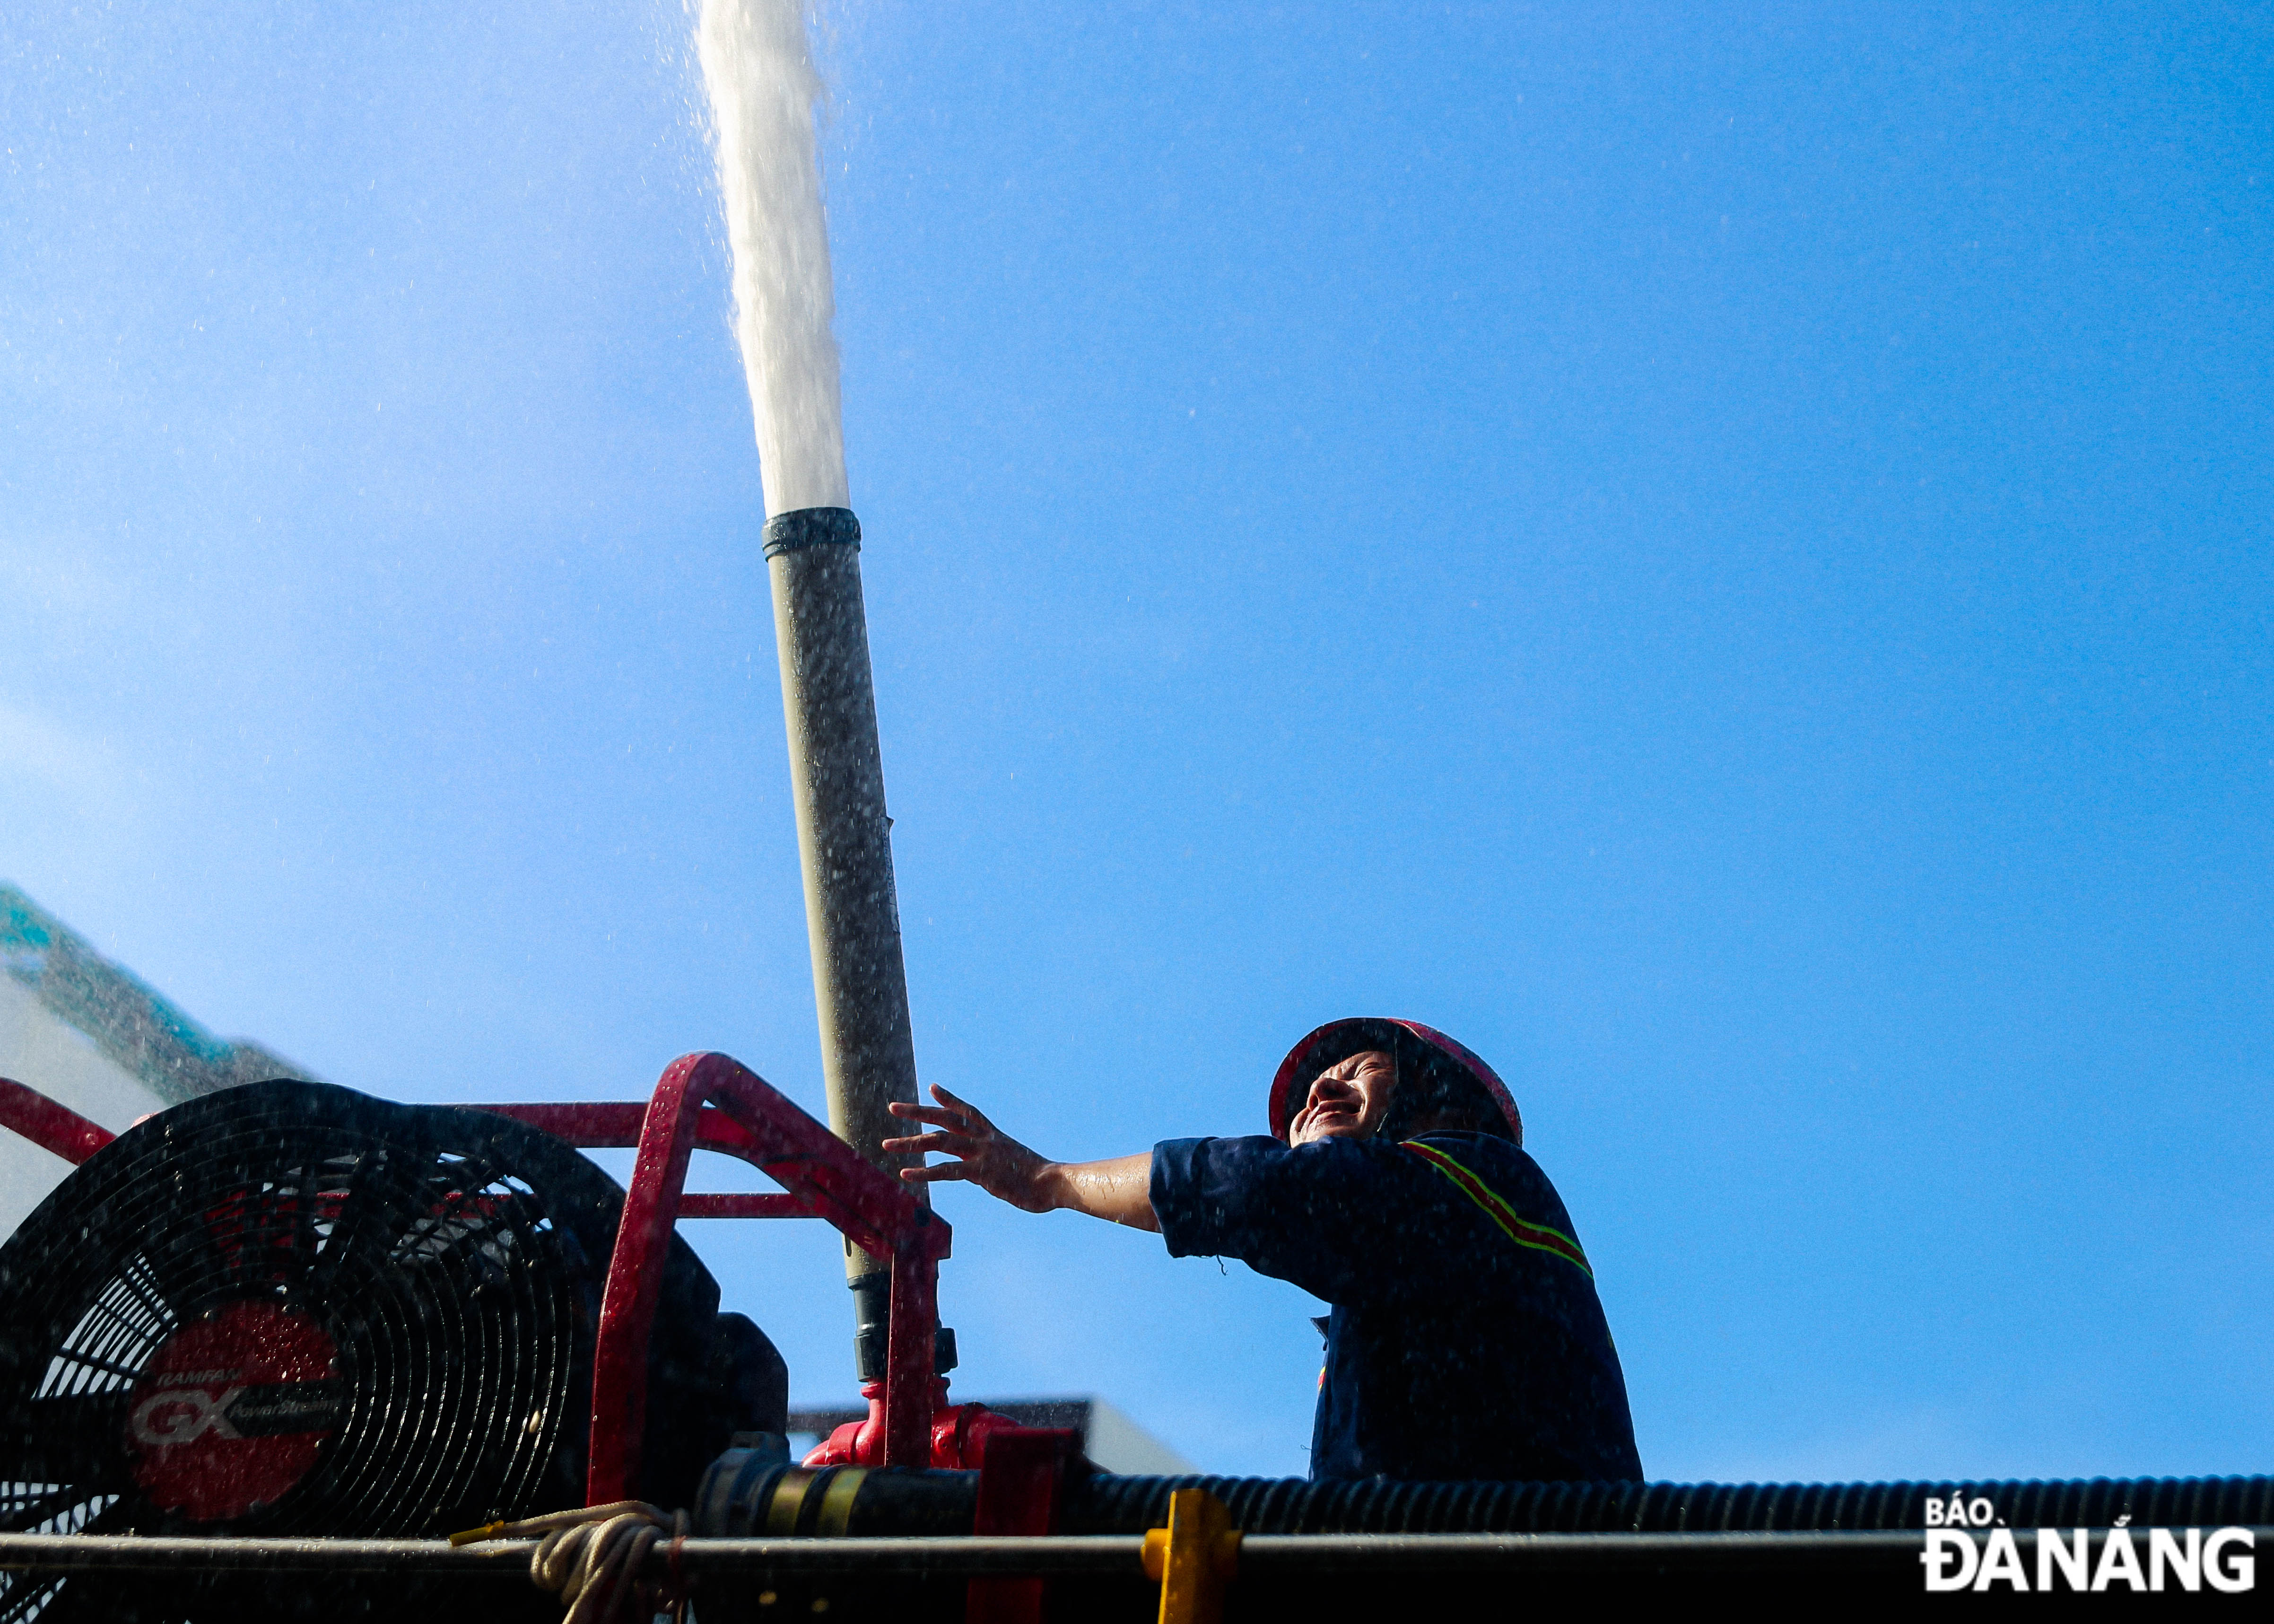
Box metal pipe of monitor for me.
[762,506,925,1381]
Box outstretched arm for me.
[881,1085,1160,1232]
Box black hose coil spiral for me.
[1063,1472,2274,1534]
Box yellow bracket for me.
[1141,1487,1242,1624]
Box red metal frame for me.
[967,1426,1081,1624]
[479,1051,951,1499]
[1,1060,1075,1520]
[0,1077,114,1165]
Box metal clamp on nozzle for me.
[849,1271,891,1382]
[762,506,862,559]
[848,1273,958,1381]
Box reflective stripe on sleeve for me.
[1402,1140,1593,1279]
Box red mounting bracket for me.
[2,1059,1042,1508]
[479,1050,952,1499]
[0,1077,114,1166]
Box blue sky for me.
[3,1,2269,1481]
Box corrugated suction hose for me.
[692,1449,2274,1539]
[1064,1473,2274,1534]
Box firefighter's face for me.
[1289,1050,1397,1146]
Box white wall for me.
[1083,1398,1197,1476]
[0,972,168,1243]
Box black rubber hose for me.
[695,1450,2274,1539]
[696,1459,982,1538]
[1062,1473,2274,1534]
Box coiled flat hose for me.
[695,1452,2274,1537]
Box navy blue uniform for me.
[1150,1132,1641,1483]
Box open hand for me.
[882,1085,1059,1213]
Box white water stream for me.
[697,0,850,517]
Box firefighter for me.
[881,1017,1642,1483]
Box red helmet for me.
[1268,1018,1522,1145]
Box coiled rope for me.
[452,1501,689,1624]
